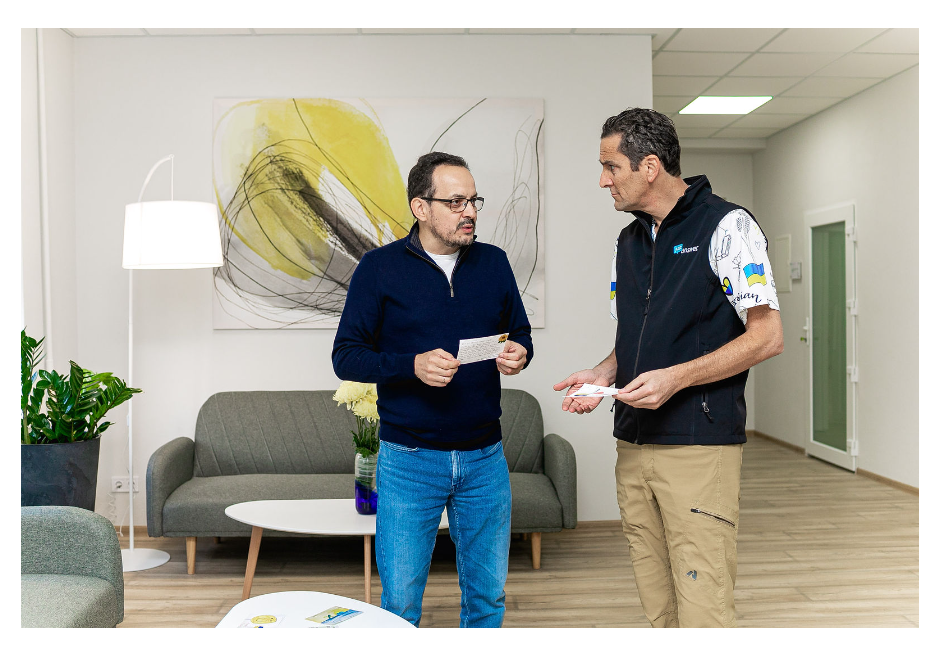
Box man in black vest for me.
[554,108,783,627]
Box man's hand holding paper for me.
[553,366,619,414]
[455,333,527,376]
[496,340,527,376]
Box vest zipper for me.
[690,508,735,527]
[701,348,714,422]
[631,226,657,378]
[702,399,714,422]
[630,222,658,441]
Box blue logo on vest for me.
[673,244,700,255]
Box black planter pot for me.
[21,438,101,510]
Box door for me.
[804,203,857,471]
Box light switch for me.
[790,261,802,281]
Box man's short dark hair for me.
[407,152,469,205]
[601,108,682,177]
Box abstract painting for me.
[212,97,545,329]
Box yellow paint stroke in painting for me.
[214,98,411,279]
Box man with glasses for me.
[333,151,533,627]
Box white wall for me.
[21,28,77,368]
[66,34,652,524]
[752,66,918,487]
[680,150,757,429]
[21,29,42,335]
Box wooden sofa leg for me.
[531,532,541,570]
[186,537,196,575]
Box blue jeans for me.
[375,440,512,628]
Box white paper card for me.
[457,333,509,364]
[569,384,621,398]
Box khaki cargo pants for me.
[614,440,743,628]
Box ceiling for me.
[61,28,919,143]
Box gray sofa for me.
[21,506,124,628]
[147,388,576,572]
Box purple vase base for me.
[354,481,377,515]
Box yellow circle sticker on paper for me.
[250,615,278,624]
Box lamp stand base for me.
[121,547,171,572]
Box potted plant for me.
[21,329,141,510]
[332,381,379,515]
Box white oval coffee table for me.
[216,590,414,628]
[224,498,448,603]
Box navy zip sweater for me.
[332,223,534,451]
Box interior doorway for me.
[804,203,857,471]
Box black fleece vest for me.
[613,175,749,445]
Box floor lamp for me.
[121,155,222,572]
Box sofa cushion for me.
[162,474,354,536]
[194,391,359,477]
[509,473,563,532]
[21,574,120,628]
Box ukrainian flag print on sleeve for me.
[610,237,618,320]
[709,209,780,325]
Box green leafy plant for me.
[21,329,142,445]
[22,331,47,444]
[351,415,379,458]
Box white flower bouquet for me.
[332,381,379,457]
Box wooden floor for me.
[117,436,918,628]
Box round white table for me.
[224,498,448,603]
[215,590,414,628]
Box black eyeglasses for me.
[421,196,485,212]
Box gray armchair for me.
[500,388,578,568]
[21,506,124,628]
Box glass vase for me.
[354,452,378,515]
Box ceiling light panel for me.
[679,96,772,114]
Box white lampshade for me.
[123,200,223,269]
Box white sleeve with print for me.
[709,209,780,325]
[610,237,618,320]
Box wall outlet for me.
[111,476,140,493]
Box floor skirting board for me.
[747,429,918,495]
